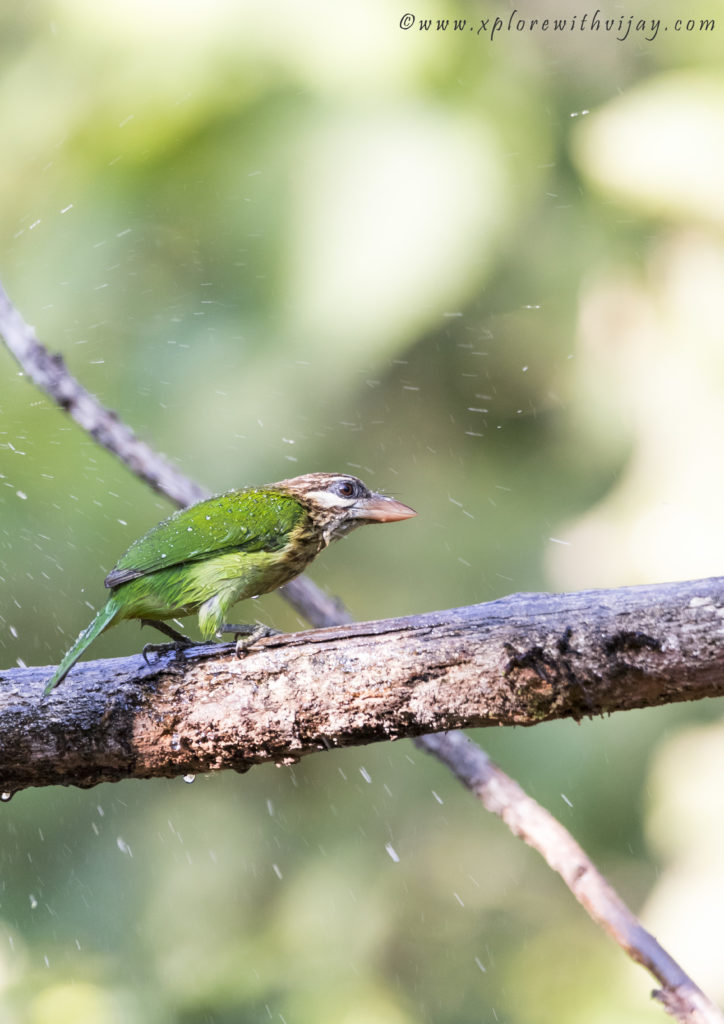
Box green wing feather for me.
[105,488,305,589]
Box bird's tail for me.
[44,599,120,696]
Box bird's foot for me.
[140,619,196,666]
[141,640,191,666]
[219,623,282,658]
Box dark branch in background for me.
[418,732,723,1023]
[0,280,344,626]
[0,282,206,508]
[1,279,722,1023]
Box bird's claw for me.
[140,620,196,667]
[219,623,282,659]
[141,638,195,667]
[235,626,281,658]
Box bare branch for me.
[2,279,722,1020]
[415,731,724,1024]
[279,574,354,627]
[0,279,345,627]
[0,281,206,507]
[2,578,723,792]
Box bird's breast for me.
[276,519,327,576]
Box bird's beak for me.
[354,492,417,523]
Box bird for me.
[43,472,416,695]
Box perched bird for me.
[43,472,416,695]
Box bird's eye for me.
[335,480,356,498]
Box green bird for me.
[44,472,416,695]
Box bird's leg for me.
[218,622,282,658]
[142,619,193,644]
[140,619,197,665]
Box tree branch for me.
[416,731,724,1024]
[0,281,206,508]
[2,279,722,1021]
[2,577,723,792]
[0,279,345,626]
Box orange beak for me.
[354,492,417,523]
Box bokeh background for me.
[1,1,724,1021]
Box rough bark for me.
[3,279,724,1021]
[2,576,722,794]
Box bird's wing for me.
[104,488,305,588]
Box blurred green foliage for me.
[1,0,723,1020]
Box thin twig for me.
[415,732,724,1024]
[0,279,342,625]
[1,278,721,1022]
[0,281,206,508]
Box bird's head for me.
[273,472,416,544]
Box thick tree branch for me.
[2,280,722,1022]
[2,577,722,792]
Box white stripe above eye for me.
[307,489,354,509]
